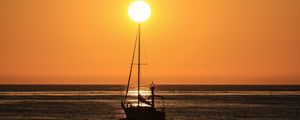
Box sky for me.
[0,0,300,84]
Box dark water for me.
[0,85,300,120]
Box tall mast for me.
[137,23,141,106]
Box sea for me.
[0,85,299,120]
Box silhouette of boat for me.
[120,24,166,120]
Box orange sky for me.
[0,0,300,84]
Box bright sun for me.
[128,1,151,23]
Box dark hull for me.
[121,107,166,120]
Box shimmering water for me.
[0,85,299,120]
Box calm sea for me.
[0,85,299,120]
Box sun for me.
[128,1,151,23]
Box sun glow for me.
[128,1,151,23]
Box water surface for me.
[0,85,299,120]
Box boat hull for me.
[121,107,166,120]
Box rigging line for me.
[124,24,139,100]
[138,23,141,106]
[140,29,149,84]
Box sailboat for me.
[120,24,166,120]
[120,1,166,120]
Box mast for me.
[124,23,142,107]
[137,23,141,106]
